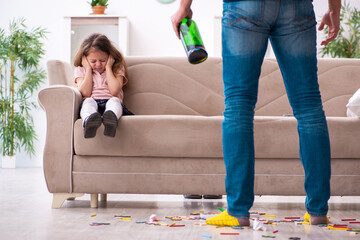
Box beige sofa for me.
[38,57,360,208]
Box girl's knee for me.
[83,97,97,105]
[107,97,121,104]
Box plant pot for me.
[2,155,16,168]
[91,6,106,15]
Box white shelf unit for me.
[64,15,129,64]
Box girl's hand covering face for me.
[82,56,92,70]
[106,55,115,69]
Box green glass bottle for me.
[179,18,208,64]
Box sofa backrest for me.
[125,57,360,117]
[124,57,224,116]
[316,58,360,117]
[47,57,360,117]
[255,58,360,117]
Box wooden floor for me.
[1,168,360,240]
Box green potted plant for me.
[0,18,47,168]
[319,1,360,58]
[88,0,109,15]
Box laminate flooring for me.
[1,168,359,240]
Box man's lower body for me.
[207,0,331,226]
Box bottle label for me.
[179,18,208,64]
[179,19,204,47]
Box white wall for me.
[0,0,359,167]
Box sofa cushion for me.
[74,115,223,158]
[73,115,360,159]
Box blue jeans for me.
[222,0,331,218]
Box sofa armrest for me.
[38,85,82,193]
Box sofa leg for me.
[100,194,107,202]
[91,194,98,208]
[52,193,85,209]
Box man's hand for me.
[171,0,193,39]
[318,0,341,46]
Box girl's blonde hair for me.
[74,33,128,79]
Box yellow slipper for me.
[303,212,329,225]
[205,210,240,227]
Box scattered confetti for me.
[202,234,212,238]
[328,226,351,230]
[114,215,131,218]
[318,224,328,227]
[87,210,358,240]
[89,222,110,226]
[149,214,159,223]
[169,224,185,227]
[253,219,266,231]
[232,226,243,229]
[191,212,200,215]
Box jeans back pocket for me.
[223,0,264,31]
[294,0,316,30]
